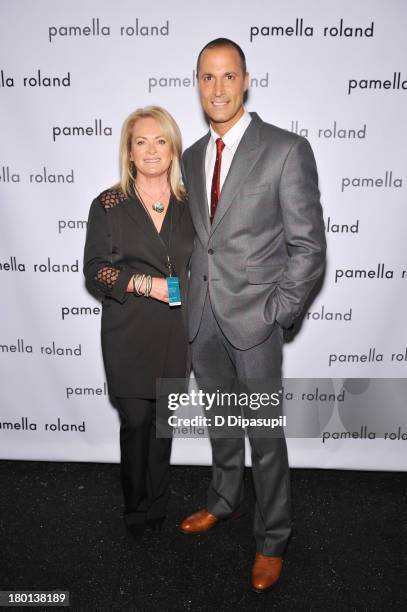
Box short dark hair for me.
[196,38,247,75]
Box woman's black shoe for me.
[147,517,165,533]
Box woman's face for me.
[130,117,173,180]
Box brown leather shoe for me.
[251,553,283,593]
[179,509,219,534]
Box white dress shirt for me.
[205,110,252,211]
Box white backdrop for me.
[1,0,406,469]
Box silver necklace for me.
[135,182,168,213]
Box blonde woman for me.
[84,106,195,538]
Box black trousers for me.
[114,397,172,527]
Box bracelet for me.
[132,273,145,296]
[132,273,142,295]
[132,274,137,294]
[135,273,146,295]
[144,275,152,298]
[132,273,152,297]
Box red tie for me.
[210,138,225,223]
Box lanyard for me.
[134,185,175,277]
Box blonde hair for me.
[116,105,186,201]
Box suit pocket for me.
[246,265,283,284]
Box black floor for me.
[0,461,406,611]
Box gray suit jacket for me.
[183,112,326,350]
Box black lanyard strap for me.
[133,185,175,276]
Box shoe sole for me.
[179,509,246,535]
[251,575,281,593]
[252,579,280,594]
[179,526,216,535]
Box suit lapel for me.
[210,114,262,235]
[188,133,210,240]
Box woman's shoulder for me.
[171,192,189,207]
[172,194,195,233]
[94,186,128,211]
[171,194,189,218]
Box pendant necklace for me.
[135,182,169,213]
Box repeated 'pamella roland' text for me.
[249,18,376,41]
[0,339,82,357]
[47,17,169,42]
[0,166,74,184]
[0,416,86,432]
[0,69,71,88]
[0,256,79,273]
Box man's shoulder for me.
[183,133,209,160]
[257,117,305,147]
[182,116,309,161]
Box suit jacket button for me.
[208,248,214,255]
[203,275,207,281]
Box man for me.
[180,38,326,593]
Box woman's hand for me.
[126,275,168,303]
[149,277,169,303]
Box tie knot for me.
[216,138,225,155]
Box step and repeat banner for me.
[1,0,406,469]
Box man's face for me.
[198,46,249,135]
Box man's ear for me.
[244,71,250,92]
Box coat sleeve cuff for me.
[110,268,133,303]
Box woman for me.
[83,106,195,537]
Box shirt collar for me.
[209,110,252,150]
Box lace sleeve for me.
[95,266,120,292]
[100,189,127,210]
[84,188,132,303]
